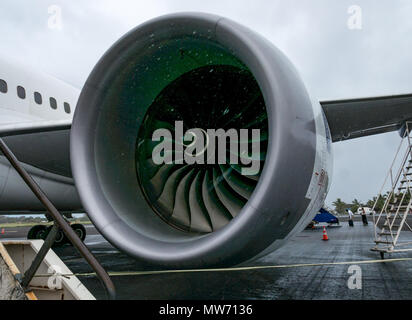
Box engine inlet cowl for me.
[71,12,318,268]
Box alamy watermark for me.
[347,5,362,30]
[347,265,362,289]
[47,265,63,290]
[152,121,261,176]
[48,5,63,30]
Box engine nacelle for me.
[71,13,332,268]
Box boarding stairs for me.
[371,122,412,258]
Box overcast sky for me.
[1,0,411,207]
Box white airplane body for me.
[0,55,81,213]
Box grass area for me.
[0,220,92,228]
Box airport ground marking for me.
[32,256,412,278]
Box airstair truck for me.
[0,239,94,300]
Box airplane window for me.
[0,79,7,93]
[34,92,42,105]
[17,86,26,99]
[50,97,57,109]
[64,102,71,114]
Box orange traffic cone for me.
[322,226,329,241]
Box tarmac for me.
[2,217,412,300]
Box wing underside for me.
[0,119,72,177]
[321,93,412,142]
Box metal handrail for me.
[371,132,404,232]
[371,121,412,256]
[0,137,116,300]
[372,121,412,239]
[21,223,60,288]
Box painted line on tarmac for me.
[33,256,412,278]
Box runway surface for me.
[2,218,412,300]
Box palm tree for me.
[332,198,348,215]
[350,199,362,213]
[375,193,388,212]
[366,198,376,208]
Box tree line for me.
[330,191,411,215]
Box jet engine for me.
[71,13,332,268]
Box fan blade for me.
[227,163,260,182]
[149,164,181,199]
[201,169,232,231]
[156,166,192,216]
[188,171,213,233]
[170,168,198,228]
[212,168,246,218]
[219,164,255,200]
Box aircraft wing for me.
[321,93,412,142]
[0,104,71,137]
[0,115,72,178]
[0,119,71,137]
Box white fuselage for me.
[0,56,79,124]
[0,56,81,213]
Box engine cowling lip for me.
[71,12,316,268]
